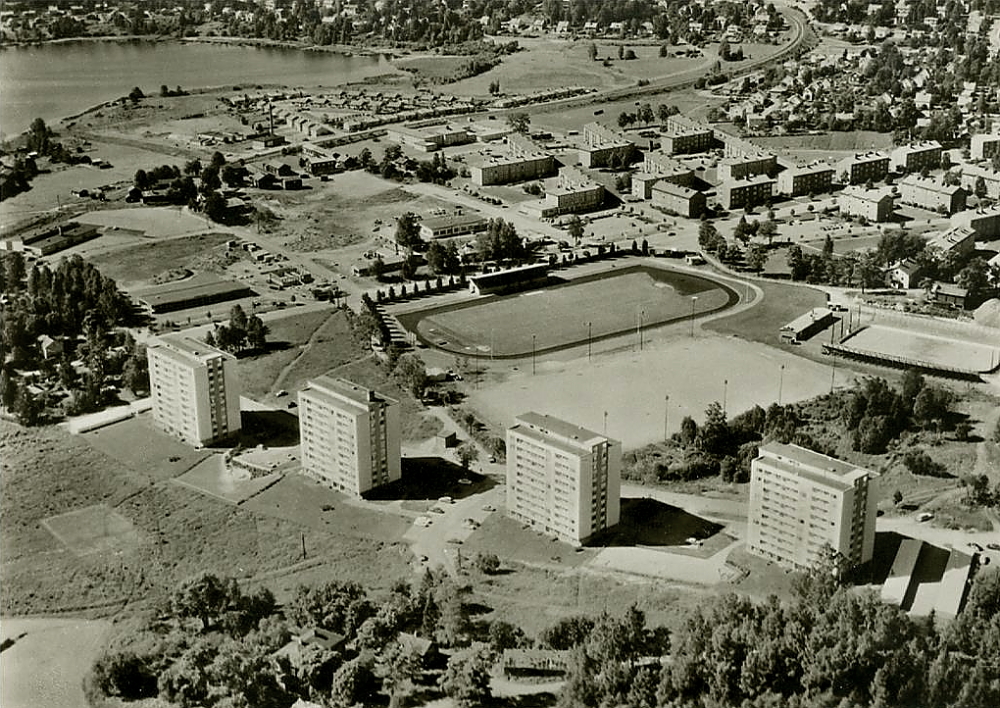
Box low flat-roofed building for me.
[931,549,976,620]
[932,282,969,308]
[135,274,253,314]
[747,442,877,570]
[418,213,489,240]
[898,174,966,214]
[838,185,895,222]
[777,162,835,196]
[22,222,101,257]
[651,181,706,218]
[716,152,776,182]
[780,307,836,342]
[880,538,923,607]
[836,151,890,184]
[891,141,943,173]
[716,174,775,210]
[469,262,549,295]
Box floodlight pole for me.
[690,296,698,337]
[723,379,728,416]
[778,364,785,406]
[664,394,669,443]
[532,334,536,375]
[587,321,592,361]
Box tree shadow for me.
[594,497,723,548]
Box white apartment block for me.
[297,376,401,497]
[147,334,242,447]
[747,443,877,571]
[506,413,621,545]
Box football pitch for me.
[401,265,737,357]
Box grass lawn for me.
[329,357,443,442]
[81,414,210,482]
[404,266,734,357]
[0,419,413,616]
[237,308,354,401]
[467,556,710,638]
[705,276,828,347]
[85,232,232,287]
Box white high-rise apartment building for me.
[506,412,621,545]
[147,333,242,447]
[297,376,401,496]
[747,442,877,571]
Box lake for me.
[0,40,394,138]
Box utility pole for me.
[664,394,669,443]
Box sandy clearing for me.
[1,617,111,708]
[468,331,851,450]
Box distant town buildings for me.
[506,412,621,545]
[747,442,877,571]
[716,174,775,210]
[971,132,1000,161]
[579,123,635,169]
[776,162,835,196]
[148,334,242,447]
[297,376,401,497]
[838,185,895,222]
[468,134,555,185]
[890,141,943,173]
[651,181,706,218]
[897,174,966,214]
[836,151,891,185]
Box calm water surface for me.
[0,40,393,137]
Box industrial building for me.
[297,376,401,497]
[506,412,621,545]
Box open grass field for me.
[841,324,999,373]
[405,266,735,357]
[82,231,232,287]
[705,277,828,347]
[81,414,210,481]
[0,418,413,616]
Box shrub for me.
[902,449,948,478]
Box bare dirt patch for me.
[42,504,139,556]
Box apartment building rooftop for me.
[303,375,398,409]
[154,333,235,364]
[514,412,609,451]
[759,442,872,490]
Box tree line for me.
[1,251,146,423]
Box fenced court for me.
[42,504,139,556]
[400,265,737,358]
[833,324,999,377]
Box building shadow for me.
[238,409,300,447]
[595,497,723,548]
[364,456,496,501]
